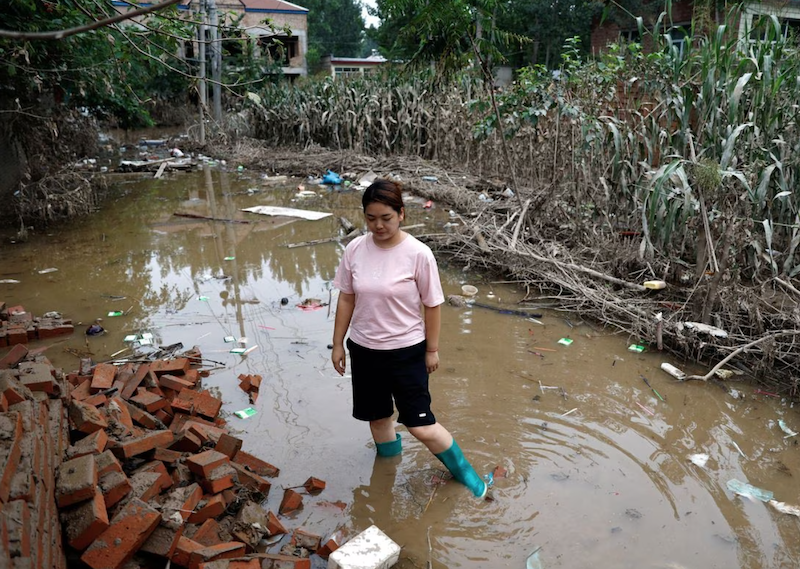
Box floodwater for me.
[2,162,800,569]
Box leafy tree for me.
[303,0,366,71]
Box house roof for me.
[240,0,308,12]
[330,54,387,65]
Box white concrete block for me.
[327,525,401,569]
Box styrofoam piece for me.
[327,525,400,569]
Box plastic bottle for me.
[644,280,667,290]
[660,362,687,380]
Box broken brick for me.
[291,529,321,552]
[162,483,203,521]
[172,536,204,568]
[95,450,124,477]
[81,498,160,569]
[187,494,226,524]
[108,429,174,459]
[153,447,183,464]
[130,390,167,414]
[65,429,109,460]
[0,344,28,369]
[302,477,326,495]
[186,450,229,479]
[69,399,109,434]
[56,454,98,508]
[265,511,286,537]
[99,470,132,508]
[60,489,110,550]
[230,462,271,497]
[199,463,237,495]
[214,433,242,459]
[188,542,246,569]
[191,519,222,547]
[0,411,23,502]
[232,450,280,478]
[91,363,117,391]
[278,489,303,515]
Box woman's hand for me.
[425,350,439,374]
[332,344,346,375]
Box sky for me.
[362,0,380,28]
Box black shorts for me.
[347,338,436,428]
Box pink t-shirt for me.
[334,233,445,350]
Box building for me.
[590,0,800,53]
[112,0,309,78]
[320,52,388,79]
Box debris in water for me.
[0,279,20,284]
[525,547,543,569]
[242,205,332,221]
[635,401,654,416]
[234,407,258,419]
[768,500,800,517]
[557,338,573,346]
[660,362,686,380]
[778,419,798,439]
[682,321,728,338]
[628,344,646,353]
[85,324,105,336]
[37,267,58,274]
[731,440,747,459]
[625,508,642,519]
[726,479,773,502]
[561,408,578,417]
[641,374,665,401]
[688,454,709,468]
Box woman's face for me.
[364,201,404,246]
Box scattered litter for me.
[123,334,138,343]
[37,268,58,274]
[237,337,248,344]
[538,381,560,392]
[478,193,493,202]
[532,346,556,352]
[297,190,317,198]
[43,311,62,319]
[230,347,247,354]
[423,200,433,209]
[714,368,741,379]
[557,338,573,346]
[754,389,779,397]
[731,440,747,459]
[224,256,235,261]
[641,375,665,401]
[357,170,377,188]
[626,508,642,519]
[297,298,326,311]
[525,547,543,569]
[492,465,507,479]
[321,170,342,185]
[643,280,666,290]
[0,279,20,284]
[561,407,578,417]
[86,324,105,336]
[107,311,124,317]
[682,321,729,338]
[224,336,236,343]
[727,479,773,502]
[628,344,646,353]
[769,500,800,517]
[242,345,259,356]
[234,407,258,419]
[501,187,514,198]
[778,419,798,439]
[421,175,438,182]
[198,296,210,301]
[635,401,654,416]
[242,205,332,221]
[729,388,743,400]
[688,453,709,467]
[660,362,686,380]
[461,284,478,296]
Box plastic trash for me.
[502,187,514,198]
[123,334,138,343]
[660,362,687,380]
[421,175,438,182]
[234,407,257,419]
[526,547,543,569]
[107,311,123,317]
[557,338,573,346]
[322,170,342,185]
[726,479,774,502]
[423,200,433,209]
[688,453,709,467]
[643,280,666,290]
[461,284,478,296]
[38,268,58,274]
[778,419,798,438]
[170,148,184,157]
[683,321,728,338]
[85,324,104,336]
[224,256,235,261]
[224,336,235,343]
[628,344,646,353]
[478,192,493,202]
[769,500,800,517]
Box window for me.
[666,26,689,56]
[259,35,299,66]
[620,29,641,43]
[749,15,800,42]
[334,67,361,76]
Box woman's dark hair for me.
[362,179,404,214]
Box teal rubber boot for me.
[435,439,488,499]
[376,433,402,457]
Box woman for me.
[331,179,487,499]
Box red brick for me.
[108,429,174,459]
[69,399,108,434]
[229,462,271,497]
[83,393,108,407]
[154,408,173,426]
[81,498,160,569]
[171,463,193,487]
[254,554,311,569]
[172,536,204,568]
[302,477,325,495]
[265,511,286,537]
[140,517,184,560]
[150,358,190,377]
[56,453,98,508]
[66,429,109,460]
[153,447,183,464]
[159,374,194,392]
[0,411,23,502]
[133,460,172,492]
[214,433,242,459]
[123,400,160,430]
[230,501,267,551]
[0,392,6,412]
[175,389,221,420]
[317,535,340,559]
[232,450,280,478]
[61,489,110,550]
[186,450,229,479]
[170,431,202,453]
[187,494,226,524]
[188,542,247,569]
[130,390,167,414]
[4,499,30,558]
[6,325,28,346]
[0,344,28,368]
[199,560,260,569]
[107,396,135,433]
[278,489,303,515]
[171,397,195,415]
[184,419,225,442]
[91,363,117,391]
[95,450,123,477]
[199,464,237,495]
[71,379,93,401]
[183,369,199,386]
[291,529,321,551]
[191,519,222,547]
[99,470,132,508]
[163,483,203,522]
[17,361,56,393]
[121,364,150,400]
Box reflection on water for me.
[1,166,799,568]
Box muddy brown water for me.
[2,165,799,568]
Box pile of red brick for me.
[0,342,339,569]
[0,302,74,347]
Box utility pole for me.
[208,0,222,122]
[198,0,207,144]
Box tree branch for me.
[0,0,182,40]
